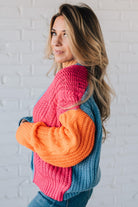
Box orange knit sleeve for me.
[16,109,95,167]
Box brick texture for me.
[0,0,138,207]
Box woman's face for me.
[51,16,74,63]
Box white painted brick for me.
[130,20,138,31]
[126,80,138,92]
[126,104,138,114]
[21,52,44,64]
[0,165,18,179]
[0,153,29,166]
[19,99,36,111]
[87,198,117,207]
[0,53,19,64]
[0,1,138,207]
[1,41,32,53]
[20,7,54,19]
[115,154,138,167]
[118,93,138,105]
[0,99,18,111]
[128,63,138,72]
[115,115,137,127]
[120,52,138,64]
[130,0,138,10]
[0,19,31,30]
[31,19,49,30]
[31,88,47,99]
[123,183,138,198]
[121,11,138,21]
[109,114,134,127]
[0,30,20,41]
[107,42,129,52]
[0,0,32,7]
[101,163,124,177]
[108,50,120,64]
[131,43,138,52]
[101,20,129,32]
[101,141,115,153]
[32,63,54,75]
[98,0,131,10]
[19,145,32,157]
[84,0,98,9]
[0,65,31,75]
[0,144,18,157]
[121,32,138,42]
[19,180,38,198]
[103,31,122,42]
[0,7,20,18]
[32,40,46,52]
[0,74,20,87]
[124,200,138,207]
[110,125,126,136]
[22,76,52,88]
[89,186,117,206]
[0,111,30,122]
[125,136,138,145]
[119,70,138,82]
[0,133,17,145]
[0,120,17,134]
[125,89,138,104]
[111,83,126,96]
[97,10,121,20]
[0,178,19,199]
[19,164,32,177]
[123,143,138,156]
[126,125,138,136]
[0,198,27,207]
[110,62,129,71]
[101,158,116,171]
[0,88,30,98]
[34,0,63,8]
[21,30,45,41]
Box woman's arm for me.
[16,109,95,167]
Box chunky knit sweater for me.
[16,63,102,201]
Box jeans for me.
[27,189,93,207]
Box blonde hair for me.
[45,3,114,141]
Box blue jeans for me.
[27,190,93,207]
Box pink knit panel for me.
[33,153,72,201]
[33,65,88,201]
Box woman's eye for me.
[63,32,67,37]
[51,32,56,36]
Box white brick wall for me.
[0,0,138,206]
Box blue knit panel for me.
[18,116,33,126]
[18,116,34,174]
[64,93,102,200]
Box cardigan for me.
[16,64,102,201]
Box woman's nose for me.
[53,35,62,46]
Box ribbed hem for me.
[33,153,72,201]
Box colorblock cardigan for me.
[16,64,102,201]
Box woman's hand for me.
[20,119,28,125]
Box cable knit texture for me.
[33,64,88,127]
[16,63,102,201]
[16,109,95,166]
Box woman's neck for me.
[62,59,77,68]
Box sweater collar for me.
[62,59,77,68]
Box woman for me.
[16,3,113,207]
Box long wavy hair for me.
[45,3,114,141]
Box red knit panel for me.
[33,153,72,201]
[32,65,88,201]
[33,65,88,127]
